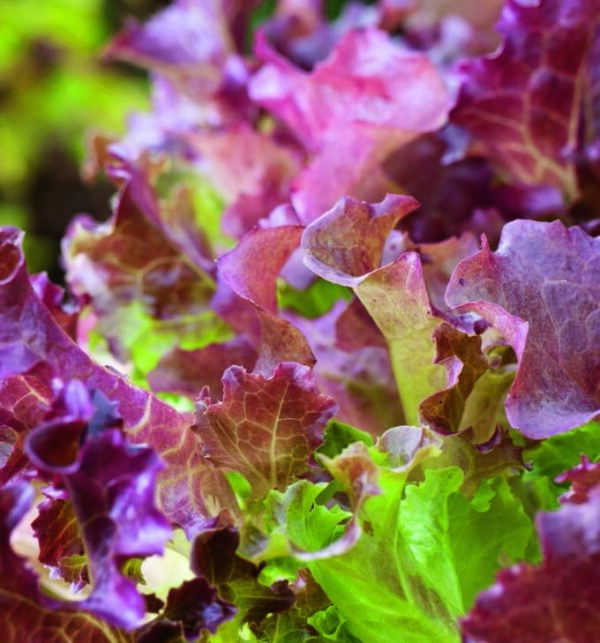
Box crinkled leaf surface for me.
[447,219,600,437]
[191,525,296,637]
[301,455,533,643]
[24,382,172,629]
[302,194,419,287]
[64,175,219,373]
[216,225,315,374]
[195,363,336,502]
[452,0,600,197]
[149,338,257,401]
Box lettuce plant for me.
[2,1,600,641]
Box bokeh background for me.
[0,0,172,281]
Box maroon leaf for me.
[216,225,315,372]
[64,175,215,363]
[32,497,86,586]
[161,578,236,639]
[194,363,336,500]
[191,526,296,626]
[149,338,257,400]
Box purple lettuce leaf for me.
[383,132,563,245]
[64,174,216,364]
[452,0,600,199]
[334,297,388,352]
[24,381,172,629]
[250,28,451,222]
[262,0,389,71]
[104,0,233,68]
[218,225,303,314]
[0,226,234,533]
[414,234,481,311]
[136,622,186,643]
[462,460,600,643]
[32,496,88,588]
[30,272,80,341]
[398,0,504,57]
[260,0,329,69]
[302,194,457,426]
[194,363,336,502]
[446,219,600,437]
[557,456,600,504]
[0,364,54,485]
[0,482,134,643]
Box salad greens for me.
[1,0,600,641]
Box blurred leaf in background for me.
[0,0,169,280]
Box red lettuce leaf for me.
[103,0,248,117]
[216,225,315,374]
[64,175,215,363]
[557,456,600,504]
[384,132,563,245]
[0,364,53,485]
[288,303,404,436]
[190,124,302,238]
[191,525,296,628]
[155,577,236,640]
[32,496,88,588]
[218,226,303,314]
[446,219,600,437]
[301,194,419,287]
[194,363,336,501]
[452,0,600,198]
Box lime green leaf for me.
[278,279,353,319]
[317,419,374,459]
[523,420,600,508]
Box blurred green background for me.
[0,0,170,281]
